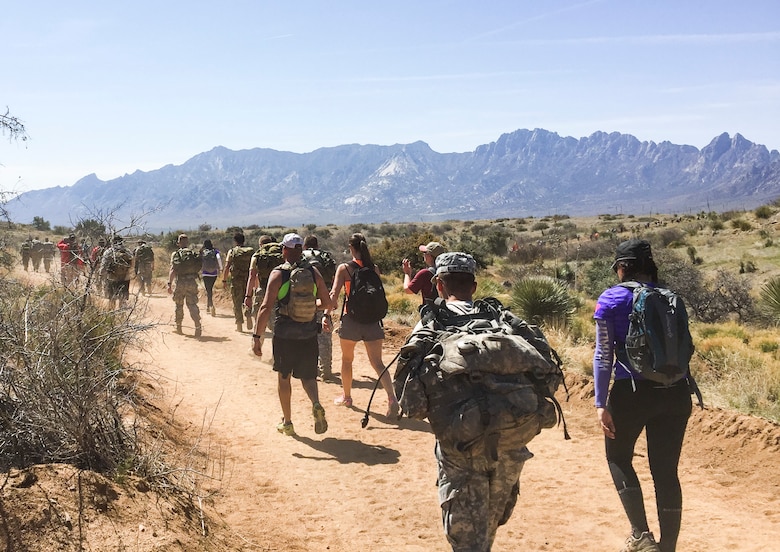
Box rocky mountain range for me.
[7,128,780,231]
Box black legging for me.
[202,275,217,308]
[606,378,692,552]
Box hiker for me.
[200,239,223,316]
[100,235,133,309]
[329,233,398,417]
[168,234,202,337]
[245,235,283,337]
[90,238,108,296]
[401,240,446,306]
[41,237,56,273]
[133,239,155,296]
[57,234,82,285]
[251,233,333,437]
[20,237,32,271]
[594,239,693,552]
[402,252,540,551]
[222,232,255,333]
[30,237,43,272]
[302,235,337,382]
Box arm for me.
[313,267,335,333]
[167,263,176,295]
[401,258,415,294]
[594,317,616,438]
[221,250,232,283]
[329,263,349,311]
[244,268,258,308]
[252,269,283,357]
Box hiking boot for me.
[620,531,660,552]
[236,322,243,333]
[194,326,202,338]
[209,305,216,316]
[276,420,295,436]
[312,403,328,434]
[319,368,335,382]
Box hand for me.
[402,258,412,275]
[322,315,333,334]
[252,337,263,357]
[596,407,615,439]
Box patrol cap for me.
[282,233,303,248]
[177,233,188,241]
[419,241,446,258]
[612,239,653,271]
[434,252,477,277]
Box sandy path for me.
[135,284,780,552]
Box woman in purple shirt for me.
[594,239,692,552]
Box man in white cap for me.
[402,241,446,306]
[251,233,335,437]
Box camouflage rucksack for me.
[394,298,569,456]
[104,246,134,281]
[302,248,336,288]
[252,243,284,285]
[172,248,201,276]
[229,246,255,281]
[276,260,317,323]
[135,243,154,264]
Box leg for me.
[337,338,357,402]
[278,371,293,423]
[230,283,244,326]
[364,339,396,404]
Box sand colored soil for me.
[3,276,780,551]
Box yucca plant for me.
[510,276,579,328]
[759,276,780,326]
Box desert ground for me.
[4,272,780,551]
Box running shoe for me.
[276,420,295,436]
[620,531,660,552]
[312,403,328,434]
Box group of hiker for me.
[21,229,694,552]
[19,236,56,273]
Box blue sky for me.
[2,0,779,193]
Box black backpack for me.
[343,261,388,324]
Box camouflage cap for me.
[435,252,476,276]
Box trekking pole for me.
[361,350,402,428]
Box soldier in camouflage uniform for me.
[41,237,56,273]
[133,239,155,296]
[167,234,202,337]
[408,252,534,552]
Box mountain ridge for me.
[8,128,780,230]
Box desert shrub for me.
[0,280,152,471]
[709,219,725,231]
[475,278,510,304]
[731,218,753,231]
[759,276,780,326]
[370,231,439,275]
[530,222,549,232]
[754,205,776,219]
[510,276,579,328]
[581,259,616,299]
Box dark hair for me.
[202,239,214,250]
[348,233,374,268]
[438,272,476,298]
[233,232,245,245]
[304,235,318,249]
[617,257,659,283]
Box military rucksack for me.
[343,261,388,324]
[200,248,219,273]
[135,243,154,264]
[252,243,284,285]
[104,246,134,281]
[276,260,317,323]
[229,246,254,281]
[618,282,696,387]
[393,298,568,457]
[172,248,201,276]
[302,248,336,288]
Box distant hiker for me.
[30,237,43,272]
[57,234,82,285]
[302,234,337,382]
[20,237,32,271]
[41,237,56,273]
[395,252,562,551]
[594,239,694,552]
[90,237,108,295]
[100,235,134,309]
[200,239,223,316]
[245,235,283,326]
[133,239,155,296]
[329,233,397,417]
[168,234,202,337]
[223,232,255,333]
[401,240,446,306]
[251,233,334,437]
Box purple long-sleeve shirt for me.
[593,283,654,408]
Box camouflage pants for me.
[315,311,332,373]
[173,277,201,328]
[137,263,153,294]
[230,278,250,324]
[435,441,533,552]
[252,287,275,333]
